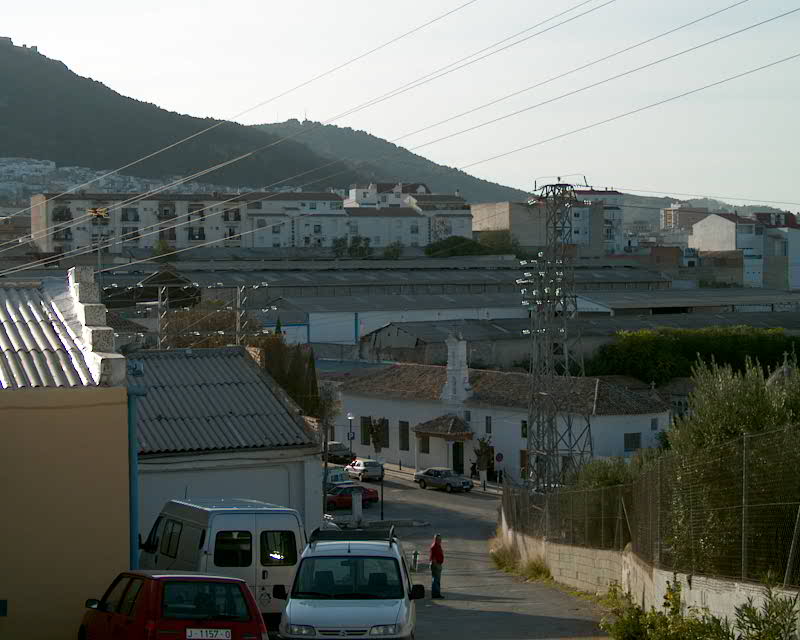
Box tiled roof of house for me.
[45,191,343,202]
[713,213,762,225]
[413,414,473,439]
[340,363,669,416]
[0,282,94,389]
[409,194,467,204]
[131,347,316,455]
[106,311,147,334]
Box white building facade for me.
[332,338,671,482]
[575,188,625,254]
[689,213,766,287]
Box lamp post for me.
[347,413,354,455]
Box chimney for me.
[441,333,472,405]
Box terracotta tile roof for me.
[344,207,423,218]
[714,213,762,225]
[339,363,669,416]
[413,414,473,440]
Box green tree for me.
[477,230,520,256]
[274,315,283,335]
[425,235,491,257]
[151,237,174,263]
[332,236,348,258]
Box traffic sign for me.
[347,432,355,441]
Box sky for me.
[5,0,800,207]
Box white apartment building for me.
[689,213,768,287]
[575,188,625,254]
[31,184,471,254]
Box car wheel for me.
[445,484,453,493]
[419,480,426,489]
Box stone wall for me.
[498,507,798,623]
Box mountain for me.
[0,44,365,190]
[256,119,529,203]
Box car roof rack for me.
[309,526,397,548]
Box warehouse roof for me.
[366,312,800,342]
[340,363,669,416]
[130,347,316,455]
[579,288,800,310]
[275,293,526,314]
[0,281,95,389]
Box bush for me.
[601,579,800,640]
[489,536,551,582]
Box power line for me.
[5,0,481,221]
[393,0,753,143]
[16,0,613,254]
[408,6,800,154]
[460,52,800,170]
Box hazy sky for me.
[5,0,800,206]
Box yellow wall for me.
[0,386,129,640]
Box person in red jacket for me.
[429,534,445,599]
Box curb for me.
[333,518,430,529]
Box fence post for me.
[742,433,748,581]
[570,492,575,545]
[585,490,589,546]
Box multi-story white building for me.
[575,188,625,254]
[31,184,471,254]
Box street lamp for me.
[347,413,354,455]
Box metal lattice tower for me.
[519,182,592,493]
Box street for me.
[364,471,606,639]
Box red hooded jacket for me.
[429,539,444,565]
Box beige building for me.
[0,267,128,640]
[471,200,604,258]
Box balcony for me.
[53,230,73,242]
[157,210,177,220]
[188,228,206,242]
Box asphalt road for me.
[363,472,607,640]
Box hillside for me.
[256,119,529,203]
[0,45,365,189]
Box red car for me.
[78,570,267,640]
[326,483,379,510]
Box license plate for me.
[186,629,231,639]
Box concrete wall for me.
[689,216,736,252]
[0,386,129,640]
[498,507,799,623]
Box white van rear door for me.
[207,514,257,593]
[254,514,303,614]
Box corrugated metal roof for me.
[276,293,526,314]
[0,283,94,389]
[580,288,800,309]
[131,347,315,455]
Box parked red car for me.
[78,570,267,640]
[326,482,379,510]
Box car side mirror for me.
[85,599,100,609]
[410,585,425,600]
[138,533,144,549]
[272,584,288,600]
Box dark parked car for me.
[414,467,473,492]
[326,482,379,510]
[326,441,354,465]
[78,570,267,640]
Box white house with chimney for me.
[332,336,670,482]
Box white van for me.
[139,498,306,618]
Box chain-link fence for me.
[502,427,800,586]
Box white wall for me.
[337,392,670,480]
[689,216,735,251]
[138,448,323,537]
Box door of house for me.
[452,441,464,475]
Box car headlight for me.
[288,624,316,636]
[370,624,399,635]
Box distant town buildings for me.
[30,183,471,254]
[660,203,712,231]
[575,188,626,254]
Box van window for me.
[118,579,144,616]
[214,531,253,567]
[144,516,163,550]
[160,520,183,558]
[260,531,297,566]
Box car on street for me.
[273,528,424,639]
[326,482,379,510]
[414,467,473,492]
[326,441,354,465]
[78,570,268,640]
[345,458,385,481]
[324,466,350,491]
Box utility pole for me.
[519,181,592,493]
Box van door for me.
[207,514,257,595]
[254,515,303,614]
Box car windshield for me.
[292,556,404,600]
[161,581,251,621]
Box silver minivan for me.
[273,529,424,639]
